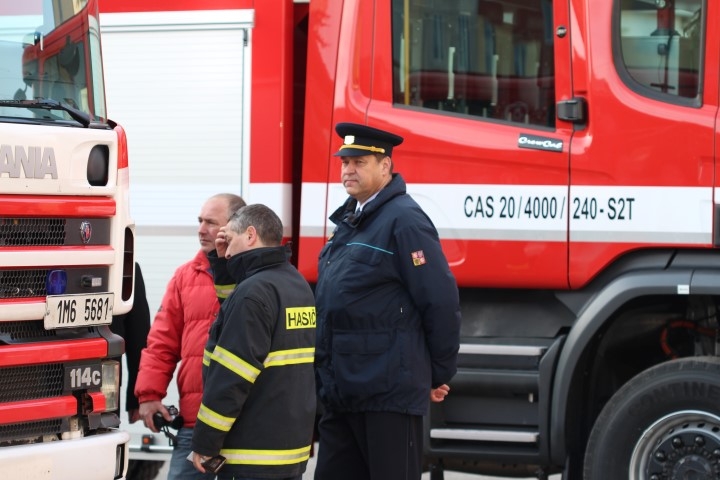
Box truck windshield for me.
[0,0,107,123]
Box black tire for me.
[126,459,164,480]
[584,356,720,479]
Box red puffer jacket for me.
[135,250,220,427]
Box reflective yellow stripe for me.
[264,347,315,367]
[210,345,260,383]
[197,403,235,432]
[203,348,212,367]
[220,445,311,466]
[339,144,385,154]
[215,283,235,299]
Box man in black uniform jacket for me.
[191,204,316,480]
[313,122,461,480]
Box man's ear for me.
[247,225,258,245]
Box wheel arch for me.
[548,267,696,465]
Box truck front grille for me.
[0,419,63,444]
[0,269,49,298]
[0,217,110,247]
[0,267,110,299]
[0,364,64,403]
[0,320,58,342]
[0,218,65,246]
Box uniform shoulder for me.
[168,251,211,283]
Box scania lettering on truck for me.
[0,0,134,478]
[100,0,718,478]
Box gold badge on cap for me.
[344,135,355,145]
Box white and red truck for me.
[0,0,135,478]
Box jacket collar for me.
[192,249,212,270]
[226,244,290,282]
[329,173,407,228]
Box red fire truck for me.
[100,0,716,478]
[0,0,134,478]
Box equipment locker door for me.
[567,0,717,288]
[101,9,252,309]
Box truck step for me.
[430,427,538,443]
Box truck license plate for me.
[44,293,114,329]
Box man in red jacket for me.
[135,192,246,479]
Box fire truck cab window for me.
[46,40,87,111]
[617,0,703,101]
[392,0,555,128]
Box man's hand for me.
[138,401,169,433]
[430,384,450,403]
[128,408,141,424]
[192,452,208,473]
[215,226,228,258]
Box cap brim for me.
[333,148,373,157]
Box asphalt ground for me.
[155,444,562,480]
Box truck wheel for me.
[126,459,164,480]
[584,356,720,480]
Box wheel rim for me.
[630,410,720,480]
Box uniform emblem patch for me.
[286,306,317,329]
[411,250,426,266]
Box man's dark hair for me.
[374,153,393,173]
[228,204,283,246]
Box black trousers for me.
[314,411,423,480]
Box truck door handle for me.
[557,98,587,124]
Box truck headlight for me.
[101,360,120,411]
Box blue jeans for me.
[167,427,216,480]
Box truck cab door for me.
[356,0,574,289]
[567,0,717,288]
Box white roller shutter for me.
[100,9,253,312]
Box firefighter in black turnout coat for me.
[313,123,461,480]
[191,204,316,480]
